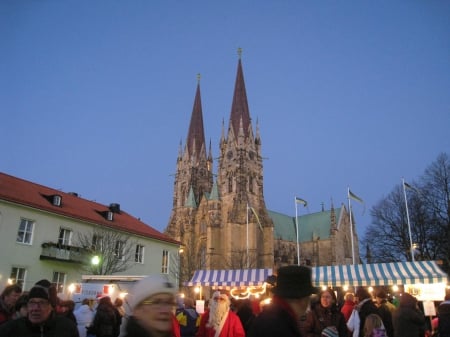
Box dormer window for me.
[107,211,114,221]
[52,195,62,206]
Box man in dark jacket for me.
[247,265,315,337]
[438,293,450,337]
[375,290,394,337]
[0,284,79,337]
[355,288,378,337]
[392,292,425,337]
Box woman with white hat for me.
[120,274,179,337]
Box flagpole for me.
[402,178,414,262]
[347,187,355,265]
[295,197,300,266]
[246,203,249,268]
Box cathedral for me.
[164,53,360,284]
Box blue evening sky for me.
[1,1,449,239]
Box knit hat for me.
[272,265,315,299]
[28,285,50,301]
[127,274,176,309]
[321,326,338,337]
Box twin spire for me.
[185,49,252,159]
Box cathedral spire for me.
[229,50,251,140]
[186,74,206,160]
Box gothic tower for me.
[166,76,213,240]
[166,54,274,283]
[215,53,274,268]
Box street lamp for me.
[91,255,100,265]
[91,255,100,274]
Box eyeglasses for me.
[28,300,50,308]
[141,298,176,308]
[213,297,226,302]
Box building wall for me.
[0,200,180,295]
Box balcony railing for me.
[40,242,89,264]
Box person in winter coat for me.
[373,291,394,337]
[120,274,180,337]
[74,298,95,337]
[355,288,378,337]
[88,296,119,337]
[247,265,315,337]
[0,284,22,325]
[341,293,356,323]
[58,300,78,325]
[438,292,450,337]
[300,288,347,337]
[12,293,29,320]
[176,297,199,337]
[363,314,386,337]
[392,293,425,337]
[196,291,244,337]
[0,284,79,337]
[235,299,256,335]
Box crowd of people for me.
[0,267,449,337]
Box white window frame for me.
[10,267,26,287]
[135,245,144,264]
[52,271,66,294]
[58,227,72,246]
[92,234,103,252]
[115,240,124,260]
[16,218,34,244]
[161,250,169,274]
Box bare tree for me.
[363,152,450,273]
[226,249,258,269]
[76,228,137,275]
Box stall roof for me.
[313,260,447,286]
[185,268,273,287]
[185,261,447,288]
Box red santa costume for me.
[196,291,245,337]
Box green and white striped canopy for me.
[185,261,447,288]
[312,260,447,286]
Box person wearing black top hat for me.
[0,284,79,337]
[247,265,315,337]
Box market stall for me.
[186,261,447,288]
[185,268,273,288]
[312,260,447,287]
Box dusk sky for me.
[2,1,449,240]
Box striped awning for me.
[185,261,447,288]
[185,268,273,287]
[312,260,447,287]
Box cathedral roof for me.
[229,57,251,139]
[186,81,206,158]
[269,208,343,243]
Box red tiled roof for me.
[0,172,179,245]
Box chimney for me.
[109,203,121,213]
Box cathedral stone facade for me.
[164,55,360,284]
